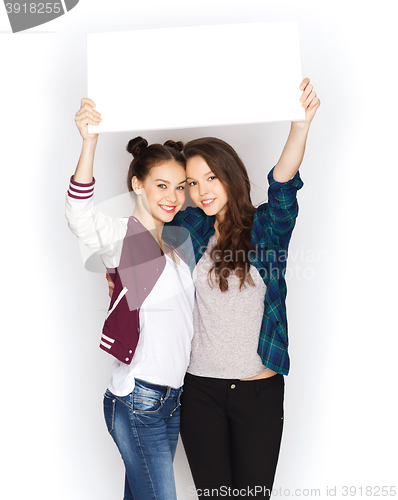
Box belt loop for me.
[255,380,261,397]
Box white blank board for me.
[87,21,305,134]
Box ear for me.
[131,176,142,195]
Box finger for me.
[75,115,102,127]
[300,84,313,103]
[83,103,101,117]
[307,96,320,111]
[299,77,310,91]
[81,97,96,108]
[302,91,317,108]
[85,108,102,122]
[75,109,102,124]
[75,104,102,119]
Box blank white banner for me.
[87,21,305,134]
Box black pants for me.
[180,372,284,499]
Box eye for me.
[188,181,198,186]
[157,184,167,189]
[176,186,185,191]
[208,175,217,181]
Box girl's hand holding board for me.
[72,98,102,184]
[297,77,320,127]
[74,98,102,140]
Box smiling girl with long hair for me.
[167,78,320,498]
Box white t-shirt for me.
[108,253,195,396]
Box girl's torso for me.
[108,246,195,397]
[187,235,272,380]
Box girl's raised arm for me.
[273,78,320,183]
[66,98,127,267]
[73,98,102,184]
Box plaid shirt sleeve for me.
[254,167,304,251]
[252,167,304,375]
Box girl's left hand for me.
[299,78,320,125]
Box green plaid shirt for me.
[164,167,303,375]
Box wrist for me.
[291,120,310,132]
[82,137,99,154]
[82,136,98,146]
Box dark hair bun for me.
[126,137,148,158]
[164,140,184,152]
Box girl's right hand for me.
[106,273,115,299]
[74,98,102,140]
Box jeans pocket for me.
[132,379,166,414]
[103,390,116,433]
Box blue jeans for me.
[103,378,183,500]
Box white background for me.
[1,1,397,499]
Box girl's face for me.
[186,156,228,219]
[133,160,186,225]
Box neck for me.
[132,204,164,243]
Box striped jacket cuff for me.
[67,175,96,200]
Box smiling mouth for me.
[159,204,176,213]
[201,198,216,207]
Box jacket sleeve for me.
[65,176,127,269]
[255,167,304,251]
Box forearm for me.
[273,122,310,183]
[73,137,99,184]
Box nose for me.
[165,189,177,203]
[198,183,209,197]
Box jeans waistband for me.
[134,378,183,398]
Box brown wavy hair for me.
[184,137,256,292]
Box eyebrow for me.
[186,171,213,181]
[154,178,187,185]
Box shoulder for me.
[255,202,268,214]
[253,202,268,224]
[251,203,269,242]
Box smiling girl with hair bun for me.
[66,99,194,500]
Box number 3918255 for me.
[5,3,62,14]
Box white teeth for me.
[202,199,215,205]
[160,205,175,211]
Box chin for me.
[158,213,175,222]
[201,204,220,216]
[156,207,180,221]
